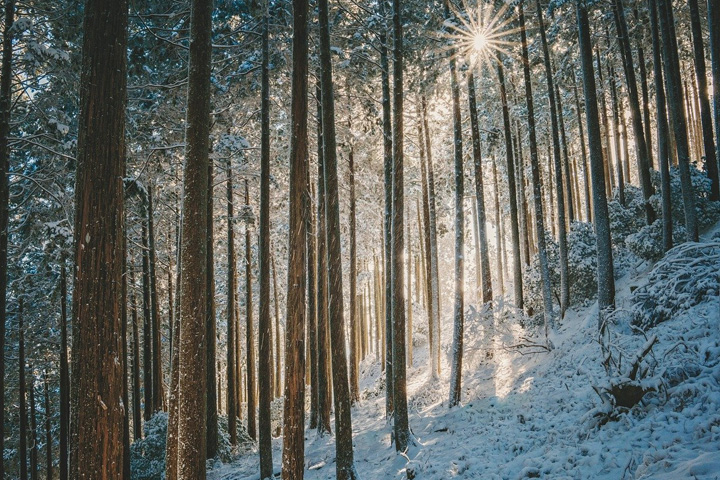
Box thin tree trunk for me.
[43,372,52,480]
[0,3,14,476]
[257,6,273,475]
[379,0,395,415]
[556,84,575,224]
[273,253,283,400]
[20,300,28,480]
[59,266,69,480]
[281,0,308,476]
[537,0,568,320]
[349,143,359,403]
[206,160,218,458]
[417,110,435,375]
[613,0,656,223]
[648,0,673,252]
[70,0,127,475]
[446,0,465,408]
[226,159,237,444]
[688,0,719,199]
[658,0,699,241]
[244,180,256,441]
[596,47,615,198]
[130,275,142,441]
[519,3,554,332]
[147,186,163,413]
[576,0,615,321]
[315,82,332,435]
[142,217,153,422]
[493,158,505,297]
[319,0,358,472]
[29,364,38,480]
[468,72,492,304]
[422,96,440,377]
[634,7,654,170]
[709,0,720,180]
[176,0,212,475]
[609,63,626,205]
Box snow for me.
[210,222,720,480]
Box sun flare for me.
[442,0,521,71]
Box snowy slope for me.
[211,226,720,480]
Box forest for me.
[2,0,720,478]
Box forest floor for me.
[210,222,720,480]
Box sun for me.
[442,0,521,71]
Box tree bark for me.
[613,0,656,223]
[572,73,592,223]
[349,144,359,402]
[130,273,142,441]
[281,0,309,477]
[688,0,719,200]
[176,0,212,475]
[468,73,492,304]
[657,0,698,241]
[648,0,673,252]
[147,186,164,413]
[70,0,127,476]
[59,266,69,480]
[319,0,359,472]
[709,0,720,181]
[43,372,52,480]
[0,3,13,476]
[206,160,218,458]
[141,216,153,422]
[226,159,237,444]
[244,180,256,440]
[258,6,273,476]
[315,82,332,435]
[576,0,615,320]
[19,299,28,480]
[537,0,568,319]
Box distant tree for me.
[226,159,237,445]
[70,0,128,477]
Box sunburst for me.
[442,0,521,72]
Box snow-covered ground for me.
[211,225,720,480]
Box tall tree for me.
[688,0,719,200]
[59,267,69,480]
[19,300,28,480]
[379,0,395,415]
[446,0,465,408]
[148,186,164,413]
[258,4,273,476]
[175,0,212,476]
[281,0,309,477]
[657,0,698,241]
[576,0,615,320]
[648,0,673,252]
[206,162,218,458]
[709,0,720,176]
[0,4,14,474]
[43,372,52,480]
[612,0,656,222]
[245,179,256,440]
[390,0,411,451]
[518,2,554,330]
[536,0,569,319]
[468,73,492,304]
[226,159,237,444]
[319,0,359,472]
[349,143,360,402]
[70,0,128,476]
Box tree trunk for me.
[244,180,256,440]
[596,47,615,198]
[537,0,568,320]
[226,159,237,444]
[70,0,127,476]
[349,144,359,402]
[176,0,212,475]
[130,274,142,441]
[609,63,626,205]
[147,186,163,413]
[576,0,615,321]
[572,73,592,223]
[315,82,332,435]
[648,0,673,252]
[422,95,440,377]
[281,0,309,477]
[613,0,656,223]
[556,84,576,224]
[446,0,465,409]
[0,1,13,475]
[688,0,719,199]
[206,160,218,459]
[43,372,52,480]
[29,364,38,480]
[709,0,720,181]
[319,0,358,473]
[468,72,492,304]
[258,6,273,476]
[658,0,698,241]
[379,0,395,415]
[493,158,505,296]
[19,299,28,480]
[141,214,153,422]
[518,3,554,332]
[59,266,69,480]
[634,7,654,170]
[273,253,283,399]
